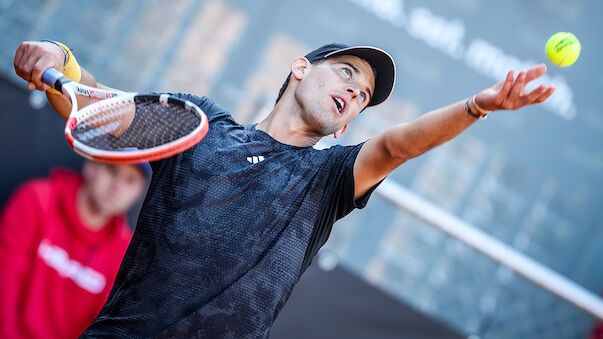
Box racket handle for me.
[42,68,72,92]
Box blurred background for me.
[1,0,602,338]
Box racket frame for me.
[42,68,208,164]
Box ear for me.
[291,57,310,80]
[333,124,348,139]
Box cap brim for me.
[325,46,396,107]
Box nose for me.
[345,86,359,100]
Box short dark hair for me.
[275,72,292,105]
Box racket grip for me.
[42,68,71,92]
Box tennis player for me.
[14,40,554,338]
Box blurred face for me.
[82,162,146,216]
[294,55,375,136]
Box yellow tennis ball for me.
[545,32,581,67]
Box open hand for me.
[474,64,555,111]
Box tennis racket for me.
[42,68,208,164]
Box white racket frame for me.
[43,68,208,164]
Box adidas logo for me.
[247,155,265,164]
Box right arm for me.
[13,41,119,119]
[353,65,554,198]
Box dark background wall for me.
[0,76,82,205]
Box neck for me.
[256,98,323,147]
[76,187,110,231]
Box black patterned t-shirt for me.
[82,94,380,338]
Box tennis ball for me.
[545,32,581,67]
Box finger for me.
[534,86,555,104]
[495,70,515,106]
[524,84,547,104]
[14,47,32,79]
[21,55,38,84]
[524,63,547,83]
[31,56,55,89]
[13,45,25,72]
[505,71,525,108]
[27,81,48,92]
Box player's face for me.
[83,162,146,216]
[295,55,375,136]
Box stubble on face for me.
[294,55,375,137]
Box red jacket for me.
[0,169,133,339]
[593,319,603,339]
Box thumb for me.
[29,81,51,92]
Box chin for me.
[304,110,339,136]
[98,202,125,217]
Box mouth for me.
[332,96,346,115]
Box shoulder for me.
[319,143,365,162]
[165,93,211,107]
[308,143,366,183]
[163,93,234,124]
[294,143,364,177]
[15,169,82,208]
[1,175,56,221]
[9,176,54,203]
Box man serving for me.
[14,40,554,338]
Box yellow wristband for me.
[45,40,82,94]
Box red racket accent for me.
[42,68,208,164]
[65,117,77,147]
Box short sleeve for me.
[331,143,382,219]
[300,142,383,272]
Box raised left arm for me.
[353,64,555,198]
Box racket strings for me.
[71,98,201,151]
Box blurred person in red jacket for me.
[0,160,149,339]
[592,312,603,339]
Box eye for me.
[342,68,352,78]
[359,92,366,102]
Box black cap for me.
[305,43,396,107]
